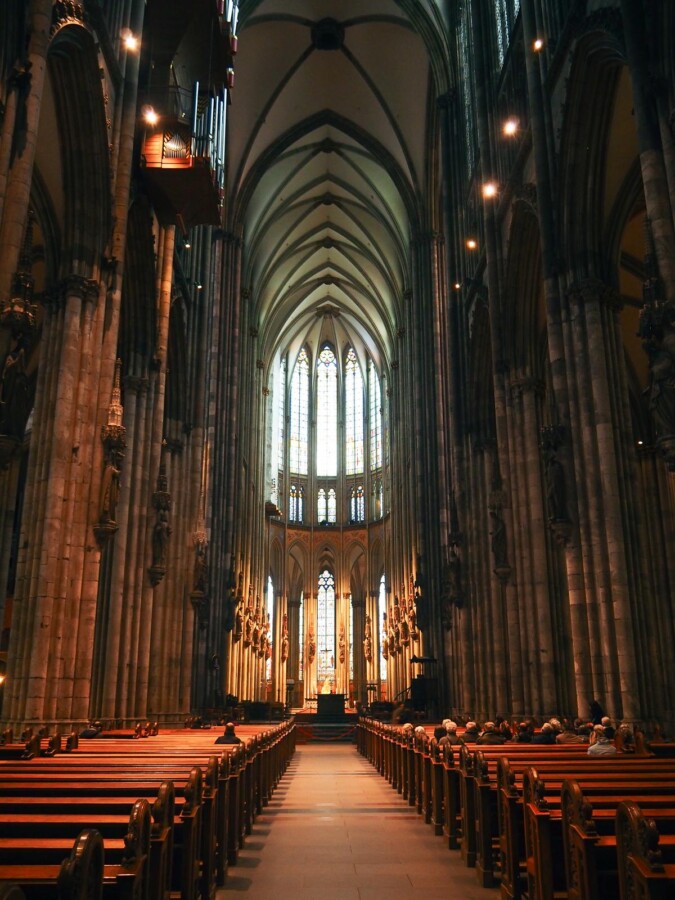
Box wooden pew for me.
[616,800,675,900]
[0,721,295,900]
[521,769,675,900]
[0,809,149,900]
[563,780,675,900]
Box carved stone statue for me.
[281,612,289,662]
[489,509,508,569]
[545,451,567,522]
[0,341,31,438]
[233,601,243,642]
[338,622,346,664]
[307,621,316,664]
[363,613,373,662]
[99,454,121,525]
[407,598,418,639]
[646,323,675,440]
[152,508,171,568]
[193,542,208,594]
[224,572,238,632]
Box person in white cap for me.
[445,720,462,745]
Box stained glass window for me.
[378,574,387,682]
[317,570,335,686]
[266,576,274,681]
[298,590,304,682]
[369,360,382,472]
[290,348,309,474]
[349,485,365,523]
[289,484,304,523]
[345,348,364,474]
[277,355,286,473]
[317,488,327,523]
[494,0,521,67]
[459,6,477,173]
[316,345,337,476]
[327,488,336,524]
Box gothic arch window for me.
[299,590,304,681]
[277,355,286,474]
[494,0,520,67]
[317,569,335,685]
[289,484,304,523]
[458,5,477,173]
[327,488,336,524]
[266,576,274,681]
[290,348,309,476]
[275,344,386,526]
[345,347,364,475]
[378,573,387,682]
[369,360,382,472]
[316,344,338,477]
[349,485,365,523]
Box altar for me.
[316,693,346,720]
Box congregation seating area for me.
[0,720,295,899]
[357,718,675,900]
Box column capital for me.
[566,277,622,311]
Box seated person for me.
[461,720,480,742]
[587,724,617,756]
[79,720,103,739]
[215,721,242,745]
[531,722,556,744]
[444,720,462,745]
[514,721,533,743]
[477,721,506,744]
[556,719,584,743]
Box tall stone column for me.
[351,595,366,706]
[0,0,52,304]
[565,279,640,720]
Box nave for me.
[220,742,494,900]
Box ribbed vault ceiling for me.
[230,0,450,372]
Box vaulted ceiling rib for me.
[230,1,448,371]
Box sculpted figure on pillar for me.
[407,598,418,640]
[0,337,31,439]
[99,451,122,525]
[281,612,289,662]
[223,568,238,632]
[307,619,316,664]
[645,322,675,457]
[233,601,243,643]
[152,508,170,568]
[363,614,373,662]
[338,621,346,664]
[193,541,208,594]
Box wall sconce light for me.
[502,118,518,137]
[142,106,158,126]
[466,238,478,251]
[533,38,544,52]
[121,29,138,52]
[482,182,498,199]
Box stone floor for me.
[217,742,499,899]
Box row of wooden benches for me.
[357,718,675,900]
[0,720,296,900]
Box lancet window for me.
[317,570,335,685]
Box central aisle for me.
[218,741,499,899]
